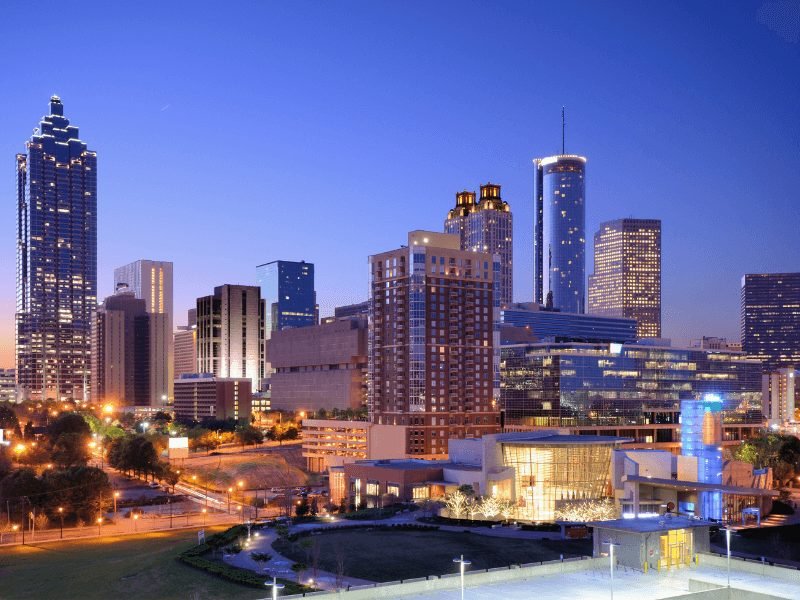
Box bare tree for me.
[334,543,346,589]
[311,537,321,579]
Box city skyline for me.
[2,3,799,367]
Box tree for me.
[309,497,319,517]
[457,484,475,497]
[235,425,263,448]
[42,466,112,520]
[478,495,500,519]
[0,405,22,438]
[51,432,91,467]
[295,496,310,517]
[443,489,469,519]
[48,413,91,439]
[734,432,800,487]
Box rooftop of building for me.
[349,459,452,470]
[588,515,714,533]
[494,432,631,445]
[623,474,779,497]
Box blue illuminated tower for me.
[15,96,97,402]
[680,396,724,520]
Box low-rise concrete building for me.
[173,374,252,422]
[302,418,407,472]
[268,317,367,413]
[612,448,776,523]
[591,516,712,571]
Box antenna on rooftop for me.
[561,106,566,155]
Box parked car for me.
[148,482,160,489]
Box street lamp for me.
[202,508,207,526]
[114,491,120,514]
[227,487,233,514]
[452,554,471,600]
[11,524,19,543]
[133,513,139,532]
[265,576,284,600]
[602,541,619,600]
[57,507,64,539]
[96,517,103,536]
[723,527,732,587]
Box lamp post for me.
[114,491,120,515]
[265,576,284,600]
[133,513,139,532]
[724,527,732,588]
[602,541,619,600]
[452,554,471,600]
[57,507,64,539]
[227,487,233,514]
[12,524,18,543]
[96,517,103,537]
[202,508,207,526]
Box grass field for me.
[183,449,308,491]
[0,528,268,600]
[273,528,592,582]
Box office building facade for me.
[588,219,662,338]
[256,260,317,336]
[91,291,150,407]
[173,374,251,422]
[268,317,368,412]
[196,285,264,389]
[15,96,97,402]
[500,302,637,344]
[0,369,16,403]
[741,273,800,371]
[501,342,763,447]
[114,260,174,404]
[762,368,797,425]
[445,184,513,306]
[368,231,501,456]
[533,155,586,313]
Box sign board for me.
[168,436,189,459]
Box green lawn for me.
[0,528,268,600]
[273,528,592,582]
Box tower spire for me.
[561,106,565,155]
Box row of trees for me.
[107,435,177,485]
[443,488,517,521]
[734,432,800,488]
[0,465,112,523]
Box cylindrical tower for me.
[534,155,586,313]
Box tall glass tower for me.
[533,155,586,313]
[16,97,97,402]
[255,260,316,336]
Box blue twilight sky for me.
[1,1,799,367]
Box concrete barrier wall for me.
[699,553,800,585]
[689,577,797,600]
[279,557,606,599]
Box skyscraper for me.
[91,290,150,408]
[588,219,662,338]
[174,309,197,378]
[445,184,513,306]
[741,273,800,371]
[255,260,316,336]
[114,260,174,404]
[533,155,586,312]
[15,96,97,402]
[368,231,500,456]
[196,285,264,390]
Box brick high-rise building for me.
[588,219,662,338]
[368,231,500,456]
[445,184,513,306]
[15,96,97,402]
